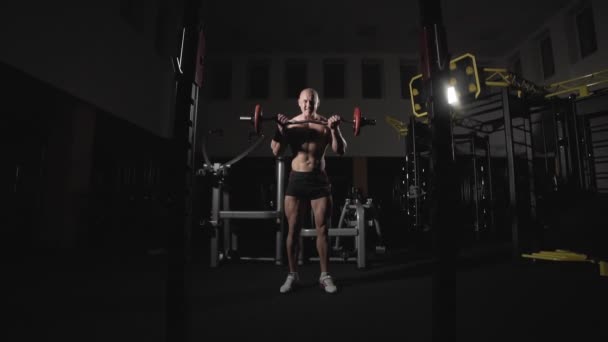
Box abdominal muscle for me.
[289,124,329,172]
[291,151,325,172]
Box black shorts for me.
[285,170,331,200]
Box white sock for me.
[320,272,328,278]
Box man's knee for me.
[315,225,328,237]
[286,225,301,239]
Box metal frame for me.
[450,88,542,254]
[333,198,384,251]
[404,115,430,230]
[574,90,608,193]
[452,132,494,236]
[300,200,367,268]
[208,158,286,267]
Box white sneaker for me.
[279,273,299,293]
[319,274,338,294]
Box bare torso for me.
[287,113,331,172]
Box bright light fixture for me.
[446,86,459,105]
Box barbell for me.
[239,104,376,136]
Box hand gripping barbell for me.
[239,104,376,136]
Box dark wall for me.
[0,1,182,138]
[87,112,174,254]
[3,64,51,250]
[2,62,175,254]
[2,63,98,250]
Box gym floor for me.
[6,242,607,342]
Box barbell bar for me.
[239,104,376,136]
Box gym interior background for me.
[2,0,608,341]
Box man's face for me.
[298,90,318,115]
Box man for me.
[271,88,347,294]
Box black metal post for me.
[418,1,458,341]
[540,109,549,174]
[485,136,495,233]
[412,116,421,227]
[555,101,570,184]
[471,133,479,236]
[569,95,584,189]
[502,88,519,257]
[166,1,203,341]
[580,115,595,190]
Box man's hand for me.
[276,113,289,133]
[327,115,342,130]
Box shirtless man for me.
[271,88,347,294]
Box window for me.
[285,59,307,98]
[540,34,555,79]
[576,4,597,58]
[323,59,345,98]
[248,60,270,99]
[361,60,383,98]
[205,59,232,100]
[399,61,418,99]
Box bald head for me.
[299,88,319,104]
[298,88,319,115]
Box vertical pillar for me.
[165,1,202,341]
[568,95,584,189]
[471,134,479,234]
[276,157,286,265]
[502,88,519,257]
[418,1,458,341]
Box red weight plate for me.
[254,104,262,135]
[353,107,361,136]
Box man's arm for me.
[330,127,347,155]
[271,129,288,156]
[327,115,347,156]
[270,114,290,156]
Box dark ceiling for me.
[202,0,572,58]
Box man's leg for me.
[311,195,337,293]
[280,195,306,293]
[284,195,304,273]
[311,196,332,273]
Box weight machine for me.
[334,197,385,254]
[302,193,386,265]
[199,133,285,267]
[299,198,369,268]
